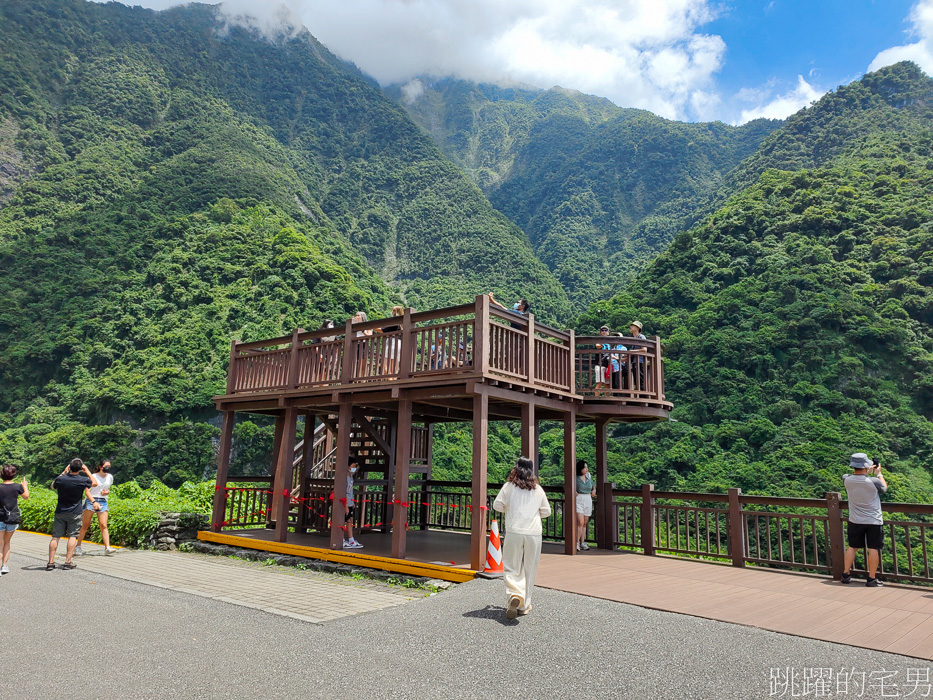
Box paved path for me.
[536,549,933,660]
[8,531,418,623]
[2,549,929,700]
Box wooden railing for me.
[608,487,933,585]
[574,335,664,401]
[222,297,619,400]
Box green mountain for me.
[575,62,933,501]
[0,0,570,483]
[387,78,781,311]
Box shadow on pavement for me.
[462,605,518,627]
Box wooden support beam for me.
[594,417,612,549]
[391,397,413,559]
[470,392,489,570]
[273,408,299,543]
[526,312,535,385]
[330,402,353,549]
[521,401,535,463]
[297,415,315,533]
[267,415,286,527]
[351,409,393,456]
[211,411,235,532]
[563,411,577,556]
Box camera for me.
[871,457,880,467]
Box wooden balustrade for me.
[223,297,625,402]
[574,336,663,400]
[608,488,933,585]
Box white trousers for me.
[503,533,542,611]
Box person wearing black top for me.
[1,464,29,575]
[47,458,95,571]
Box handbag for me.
[0,504,21,525]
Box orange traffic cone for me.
[483,519,504,577]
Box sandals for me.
[61,562,77,570]
[46,563,56,571]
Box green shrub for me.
[19,480,214,548]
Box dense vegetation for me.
[388,78,780,310]
[572,63,933,500]
[0,0,569,481]
[0,0,931,510]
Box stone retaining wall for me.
[149,512,208,550]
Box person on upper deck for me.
[381,306,405,375]
[489,294,530,329]
[628,321,647,390]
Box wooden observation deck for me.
[207,295,673,576]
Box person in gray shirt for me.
[841,453,887,587]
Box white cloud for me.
[869,0,933,74]
[735,75,823,123]
[111,0,728,121]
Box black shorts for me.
[847,522,884,550]
[344,506,355,523]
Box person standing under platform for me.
[493,456,552,620]
[343,455,363,549]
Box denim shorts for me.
[1,522,17,532]
[84,498,109,512]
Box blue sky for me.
[708,1,919,121]
[124,0,933,124]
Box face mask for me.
[349,467,358,475]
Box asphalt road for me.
[2,552,927,699]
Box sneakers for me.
[74,545,83,556]
[580,543,590,551]
[866,577,884,587]
[104,547,117,556]
[840,572,851,584]
[517,604,532,617]
[62,562,77,570]
[343,540,363,549]
[0,565,9,575]
[576,543,581,551]
[506,596,521,620]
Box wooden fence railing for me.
[608,486,933,585]
[574,336,664,401]
[221,296,646,401]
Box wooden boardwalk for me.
[536,549,933,660]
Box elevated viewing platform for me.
[208,295,674,576]
[213,294,672,421]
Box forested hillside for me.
[0,0,568,483]
[573,62,933,501]
[388,78,780,310]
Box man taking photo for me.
[841,452,887,587]
[47,458,95,571]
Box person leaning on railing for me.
[380,306,405,376]
[841,453,888,587]
[628,321,647,390]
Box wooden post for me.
[470,392,489,570]
[563,411,577,555]
[526,312,535,384]
[826,491,845,580]
[421,422,433,531]
[728,487,746,568]
[640,484,656,556]
[341,319,354,385]
[653,336,663,398]
[267,415,286,528]
[391,398,413,559]
[567,330,576,393]
[520,401,535,463]
[399,307,414,380]
[273,407,299,543]
[211,411,235,532]
[533,420,540,473]
[226,340,240,394]
[287,328,303,388]
[594,418,611,549]
[474,294,490,375]
[330,402,353,549]
[297,416,315,533]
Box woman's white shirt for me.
[88,473,114,499]
[492,482,552,536]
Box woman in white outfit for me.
[493,456,552,620]
[75,460,116,556]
